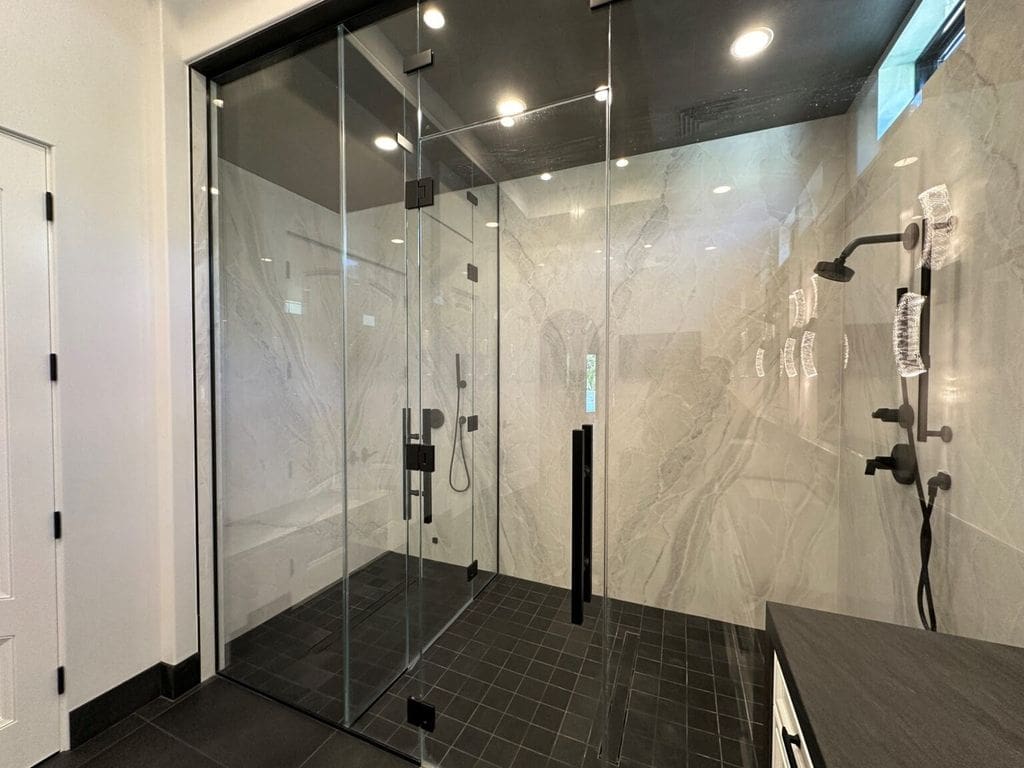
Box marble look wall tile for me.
[835,0,1024,647]
[214,160,500,638]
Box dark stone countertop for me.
[766,602,1024,768]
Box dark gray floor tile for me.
[77,724,222,768]
[153,679,331,768]
[36,715,147,768]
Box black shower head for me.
[814,259,856,283]
[816,225,921,284]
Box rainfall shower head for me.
[814,224,921,284]
[814,260,856,282]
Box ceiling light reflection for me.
[731,27,774,59]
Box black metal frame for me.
[915,0,967,93]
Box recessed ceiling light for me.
[374,135,398,151]
[894,156,919,168]
[497,98,526,128]
[540,172,553,181]
[713,185,732,194]
[705,245,718,252]
[422,7,445,29]
[616,158,629,168]
[260,257,273,262]
[391,238,405,244]
[731,27,774,59]
[644,244,653,249]
[594,85,610,102]
[498,98,526,116]
[485,221,499,228]
[594,249,603,254]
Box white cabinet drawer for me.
[772,654,815,768]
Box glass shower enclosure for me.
[207,11,502,760]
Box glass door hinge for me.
[405,177,435,210]
[407,697,436,732]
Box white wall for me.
[0,0,316,720]
[0,0,180,713]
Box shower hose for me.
[449,373,470,493]
[900,377,938,632]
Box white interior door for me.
[0,132,60,768]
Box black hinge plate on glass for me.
[403,48,434,74]
[45,192,54,222]
[407,697,436,732]
[54,511,62,540]
[405,177,435,210]
[49,353,58,382]
[405,443,436,473]
[466,263,478,282]
[467,560,479,582]
[466,190,479,206]
[590,0,619,7]
[467,415,479,433]
[57,667,66,695]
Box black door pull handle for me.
[782,727,802,768]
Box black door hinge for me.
[45,192,54,222]
[57,667,66,695]
[54,511,62,540]
[466,560,479,582]
[405,177,435,210]
[49,353,58,382]
[403,49,434,74]
[467,415,479,433]
[466,263,478,282]
[466,191,479,206]
[405,443,435,473]
[407,697,436,732]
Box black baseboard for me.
[69,653,201,747]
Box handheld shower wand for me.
[449,353,470,493]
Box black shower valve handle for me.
[865,444,918,485]
[872,404,915,429]
[865,456,895,476]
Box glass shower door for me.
[406,91,610,766]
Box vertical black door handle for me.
[782,728,802,768]
[421,408,433,524]
[571,429,584,625]
[582,424,593,603]
[402,408,412,520]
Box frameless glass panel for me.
[338,12,421,730]
[211,32,349,720]
[405,93,610,768]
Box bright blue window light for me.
[877,0,966,139]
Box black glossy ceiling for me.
[214,0,916,212]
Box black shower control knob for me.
[865,444,917,485]
[871,404,914,428]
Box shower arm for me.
[838,227,919,266]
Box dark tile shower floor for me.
[355,576,769,768]
[224,556,768,768]
[222,551,490,726]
